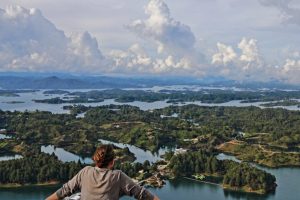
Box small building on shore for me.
[174,148,187,155]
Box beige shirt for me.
[56,166,154,200]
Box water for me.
[1,147,299,199]
[0,154,23,161]
[40,145,92,164]
[216,153,241,163]
[1,88,300,199]
[0,185,61,200]
[99,139,174,163]
[216,153,300,200]
[0,89,300,113]
[0,133,22,161]
[0,133,11,139]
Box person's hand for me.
[153,195,160,200]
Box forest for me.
[0,152,151,186]
[31,89,300,104]
[0,103,300,193]
[0,153,83,185]
[168,150,277,194]
[1,103,300,166]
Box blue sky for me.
[0,0,300,84]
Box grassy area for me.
[0,181,60,188]
[218,140,300,167]
[223,184,266,195]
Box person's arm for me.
[46,167,86,200]
[119,171,160,200]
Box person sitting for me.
[46,144,159,200]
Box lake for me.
[99,139,175,163]
[40,145,93,164]
[0,87,300,199]
[1,140,299,200]
[0,133,10,139]
[0,89,300,113]
[0,154,23,161]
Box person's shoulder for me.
[83,166,92,170]
[112,170,132,179]
[80,166,93,173]
[111,169,128,178]
[111,169,122,175]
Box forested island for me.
[0,149,277,194]
[260,100,300,107]
[0,90,37,97]
[32,89,300,104]
[1,103,300,194]
[168,151,276,194]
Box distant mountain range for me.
[0,72,298,90]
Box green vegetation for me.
[218,140,300,167]
[0,152,143,187]
[260,100,300,107]
[34,97,104,104]
[43,90,70,95]
[1,104,300,166]
[223,162,276,194]
[0,153,83,185]
[36,89,300,104]
[0,93,19,97]
[2,101,24,104]
[1,102,300,194]
[0,90,38,97]
[169,151,276,194]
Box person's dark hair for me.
[92,144,115,168]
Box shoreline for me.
[0,181,61,189]
[183,177,221,186]
[182,177,270,195]
[218,151,300,168]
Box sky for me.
[0,0,300,84]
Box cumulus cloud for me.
[108,44,152,73]
[277,58,300,84]
[259,0,300,26]
[1,3,300,84]
[238,38,260,63]
[108,43,198,75]
[211,36,300,84]
[211,38,265,80]
[0,5,107,73]
[127,0,196,56]
[212,43,237,65]
[113,0,208,75]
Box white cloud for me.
[277,58,300,84]
[108,0,205,75]
[108,43,197,75]
[212,43,237,65]
[108,44,152,73]
[211,38,266,80]
[238,38,260,63]
[0,5,107,73]
[211,36,300,84]
[1,2,300,84]
[127,0,196,57]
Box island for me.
[1,104,300,194]
[0,90,38,97]
[36,89,300,104]
[260,100,300,107]
[2,101,25,104]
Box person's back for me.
[46,145,159,200]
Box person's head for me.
[92,144,115,169]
